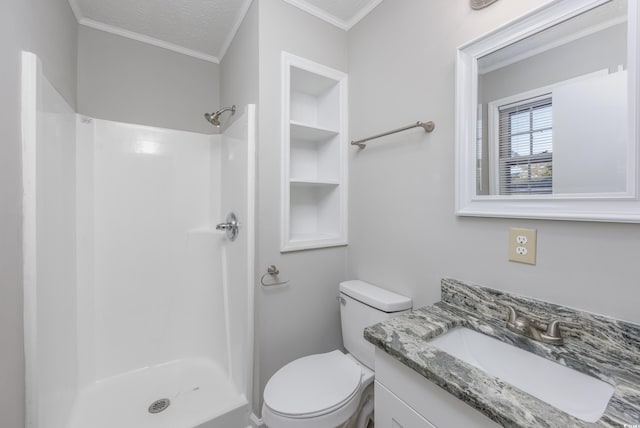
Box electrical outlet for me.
[515,246,527,255]
[509,228,536,265]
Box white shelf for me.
[285,233,346,252]
[289,232,342,242]
[290,132,339,182]
[281,52,348,252]
[290,121,338,141]
[290,178,340,186]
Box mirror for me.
[456,0,640,222]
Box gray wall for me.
[220,0,259,128]
[255,0,349,414]
[77,26,220,134]
[348,0,640,323]
[0,0,78,426]
[480,23,627,105]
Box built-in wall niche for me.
[290,67,340,129]
[281,52,348,252]
[290,125,339,182]
[290,184,341,243]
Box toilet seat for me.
[263,350,362,418]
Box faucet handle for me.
[494,300,518,323]
[544,319,581,338]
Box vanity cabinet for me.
[374,349,500,428]
[281,52,348,252]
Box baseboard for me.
[249,412,265,428]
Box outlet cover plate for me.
[509,228,537,265]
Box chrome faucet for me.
[495,300,578,346]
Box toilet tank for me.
[339,280,412,370]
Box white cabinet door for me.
[375,349,500,428]
[375,381,437,428]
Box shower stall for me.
[22,52,256,428]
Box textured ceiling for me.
[68,0,383,63]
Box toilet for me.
[262,280,412,428]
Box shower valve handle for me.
[216,212,239,241]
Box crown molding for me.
[68,0,382,64]
[344,0,384,29]
[78,18,220,63]
[282,0,383,31]
[68,0,379,62]
[68,0,259,64]
[67,0,83,21]
[218,0,254,61]
[282,0,348,30]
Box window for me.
[497,96,553,195]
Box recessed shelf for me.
[282,52,348,252]
[289,66,341,131]
[290,121,339,141]
[287,233,345,252]
[291,67,338,96]
[290,178,340,186]
[290,232,342,242]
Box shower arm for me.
[204,105,236,127]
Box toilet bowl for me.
[262,351,373,428]
[261,280,412,428]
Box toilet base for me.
[342,383,374,428]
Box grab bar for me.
[351,120,435,149]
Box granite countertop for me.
[364,279,640,428]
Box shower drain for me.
[148,398,171,414]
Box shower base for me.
[69,358,248,428]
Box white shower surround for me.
[22,52,256,428]
[22,51,79,428]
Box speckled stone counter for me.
[364,278,640,427]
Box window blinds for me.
[498,96,553,195]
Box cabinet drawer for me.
[375,381,436,428]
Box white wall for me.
[255,0,349,414]
[0,0,77,426]
[77,26,220,134]
[348,0,640,323]
[553,70,627,194]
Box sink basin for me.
[429,327,614,422]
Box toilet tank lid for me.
[339,280,412,313]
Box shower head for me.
[204,105,236,127]
[470,0,499,9]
